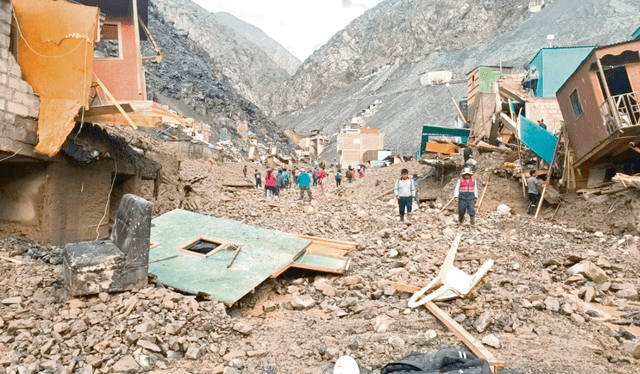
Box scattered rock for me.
[373,315,394,333]
[233,321,254,335]
[482,334,501,349]
[290,295,316,310]
[474,312,493,333]
[567,261,609,284]
[112,355,140,373]
[388,336,405,349]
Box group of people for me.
[254,166,333,201]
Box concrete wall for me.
[93,16,146,101]
[0,0,40,158]
[525,98,564,133]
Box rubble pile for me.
[0,250,236,374]
[2,159,640,374]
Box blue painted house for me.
[529,46,594,98]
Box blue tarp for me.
[519,115,558,163]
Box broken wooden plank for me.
[424,301,506,373]
[223,182,255,188]
[93,74,138,129]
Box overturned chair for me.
[63,194,151,297]
[408,233,494,308]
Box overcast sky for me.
[192,0,385,61]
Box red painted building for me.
[78,0,149,101]
[557,39,640,171]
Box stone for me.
[611,282,635,291]
[111,355,139,373]
[534,325,551,336]
[425,330,437,340]
[223,368,242,374]
[616,288,639,300]
[388,336,405,349]
[559,303,573,315]
[373,315,394,333]
[67,299,84,309]
[315,281,336,297]
[166,350,182,360]
[343,275,362,286]
[137,339,162,352]
[290,295,316,310]
[53,322,69,334]
[185,344,205,360]
[544,296,560,312]
[631,344,640,359]
[583,286,595,303]
[262,301,277,313]
[481,334,501,349]
[223,349,246,361]
[1,296,22,305]
[233,321,254,335]
[474,312,492,333]
[69,319,88,336]
[567,261,609,284]
[98,293,109,303]
[227,358,244,369]
[134,321,155,333]
[570,314,585,325]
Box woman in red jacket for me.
[264,169,277,199]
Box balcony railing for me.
[600,91,640,133]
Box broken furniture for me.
[408,233,494,307]
[63,194,151,296]
[148,209,356,304]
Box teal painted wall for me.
[633,26,640,40]
[529,47,593,98]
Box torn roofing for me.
[13,0,99,157]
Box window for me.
[94,23,121,59]
[177,236,230,257]
[569,90,583,118]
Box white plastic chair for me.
[408,233,494,308]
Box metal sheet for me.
[519,115,558,163]
[149,209,310,303]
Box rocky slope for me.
[273,0,640,154]
[214,12,301,76]
[150,0,291,111]
[142,2,295,153]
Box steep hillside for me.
[151,0,291,111]
[215,11,301,76]
[274,0,640,154]
[268,0,534,116]
[142,2,295,152]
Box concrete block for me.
[28,106,38,119]
[7,101,28,117]
[8,62,21,78]
[18,81,31,95]
[0,34,8,49]
[0,98,5,111]
[0,59,7,73]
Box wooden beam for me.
[424,301,506,373]
[132,0,144,97]
[139,16,162,63]
[93,74,138,129]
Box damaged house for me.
[0,0,164,245]
[557,39,640,188]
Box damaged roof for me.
[74,0,149,39]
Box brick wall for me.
[0,0,40,156]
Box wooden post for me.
[476,177,489,211]
[534,164,553,220]
[596,57,622,131]
[440,196,456,212]
[94,74,138,129]
[451,96,467,123]
[132,0,145,98]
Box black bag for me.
[381,349,522,374]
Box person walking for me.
[412,174,421,209]
[394,168,416,222]
[293,167,301,186]
[453,168,478,226]
[264,169,276,199]
[347,166,355,183]
[316,166,327,195]
[335,170,342,187]
[312,169,319,187]
[275,170,285,196]
[526,170,540,215]
[463,146,473,163]
[255,169,262,188]
[298,168,312,202]
[282,169,290,188]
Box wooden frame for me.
[176,236,231,258]
[94,21,123,60]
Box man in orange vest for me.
[453,168,478,226]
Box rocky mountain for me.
[273,0,640,154]
[214,11,301,76]
[150,0,291,111]
[142,1,295,153]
